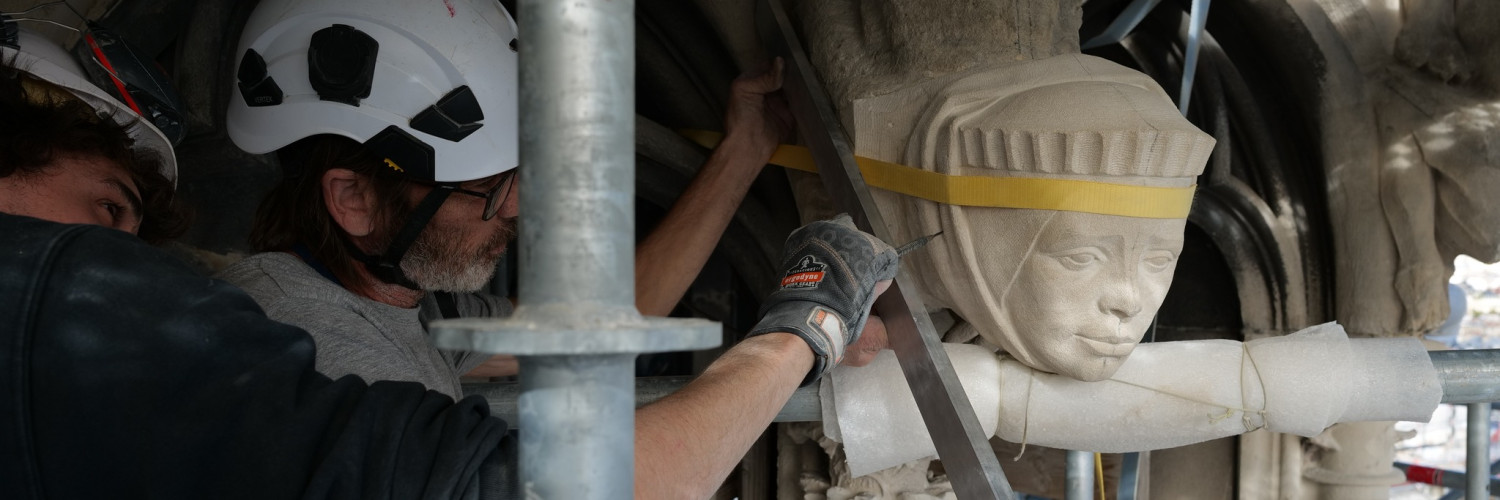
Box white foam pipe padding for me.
[825,322,1441,477]
[823,343,1003,476]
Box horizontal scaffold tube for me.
[464,349,1500,425]
[1431,350,1500,404]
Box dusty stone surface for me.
[784,422,956,499]
[1301,422,1411,499]
[1313,0,1500,338]
[794,0,1082,115]
[1239,2,1500,498]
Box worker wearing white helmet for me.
[0,27,186,243]
[215,0,898,497]
[218,0,538,399]
[218,0,862,396]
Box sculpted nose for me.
[1099,283,1143,320]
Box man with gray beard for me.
[216,0,801,399]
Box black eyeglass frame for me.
[420,169,517,221]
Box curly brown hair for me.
[0,58,188,244]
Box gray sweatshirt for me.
[218,252,511,399]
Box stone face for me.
[772,3,1212,496]
[848,54,1210,381]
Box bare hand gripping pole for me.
[755,1,1015,497]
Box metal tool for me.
[756,1,1016,497]
[895,231,943,257]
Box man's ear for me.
[322,168,378,237]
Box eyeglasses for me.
[427,169,517,221]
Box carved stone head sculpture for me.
[853,55,1215,381]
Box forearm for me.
[635,137,766,316]
[635,332,811,499]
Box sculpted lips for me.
[1077,334,1134,357]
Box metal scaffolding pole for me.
[1178,0,1212,115]
[1470,403,1490,499]
[1433,350,1500,404]
[433,0,718,497]
[1066,450,1095,500]
[1118,452,1145,500]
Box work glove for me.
[749,214,899,386]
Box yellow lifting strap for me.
[679,130,1196,219]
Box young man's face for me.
[0,154,143,234]
[396,171,521,292]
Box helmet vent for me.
[365,125,436,181]
[307,24,378,106]
[409,85,485,142]
[237,49,283,107]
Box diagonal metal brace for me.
[754,1,1015,497]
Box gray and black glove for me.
[749,214,899,386]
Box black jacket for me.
[0,213,512,499]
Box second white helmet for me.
[2,28,177,183]
[226,0,519,183]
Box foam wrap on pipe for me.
[825,323,1442,474]
[1245,323,1355,436]
[827,344,1001,477]
[1338,337,1442,422]
[994,337,1257,452]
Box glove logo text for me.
[781,255,827,289]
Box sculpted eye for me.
[1143,253,1177,272]
[1054,251,1103,270]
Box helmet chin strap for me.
[345,185,456,290]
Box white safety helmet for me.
[1,27,178,183]
[227,0,519,183]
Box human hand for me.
[840,315,888,367]
[722,57,794,163]
[748,214,899,386]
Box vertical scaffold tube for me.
[1067,450,1095,500]
[1469,403,1490,500]
[517,0,637,497]
[519,354,636,497]
[519,0,635,309]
